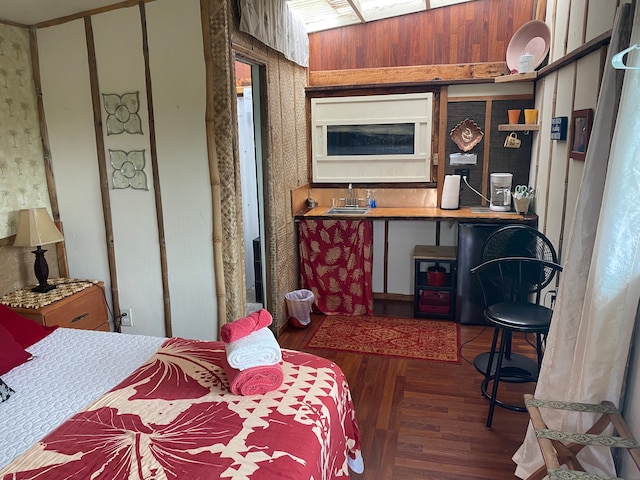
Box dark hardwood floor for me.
[278,300,536,480]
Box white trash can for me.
[285,289,314,328]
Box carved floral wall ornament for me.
[0,24,50,239]
[102,92,143,135]
[109,149,148,190]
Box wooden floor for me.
[278,301,537,480]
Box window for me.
[311,93,433,183]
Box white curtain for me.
[514,3,640,478]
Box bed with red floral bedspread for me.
[0,337,362,479]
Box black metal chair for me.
[473,225,559,386]
[471,256,562,428]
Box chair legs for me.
[481,327,541,428]
[485,328,508,428]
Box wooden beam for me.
[84,17,121,332]
[308,62,510,87]
[139,1,172,338]
[535,0,547,21]
[35,0,158,28]
[347,0,366,23]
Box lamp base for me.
[31,283,57,293]
[31,246,55,294]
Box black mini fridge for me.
[456,220,536,324]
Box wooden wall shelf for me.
[494,71,538,83]
[498,124,540,131]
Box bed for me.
[0,325,362,479]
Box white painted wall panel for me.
[585,0,617,43]
[146,0,215,340]
[550,0,571,61]
[566,0,588,54]
[37,21,112,312]
[91,6,165,337]
[387,221,437,295]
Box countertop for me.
[297,206,535,222]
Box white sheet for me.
[0,328,166,469]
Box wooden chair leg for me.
[526,464,549,480]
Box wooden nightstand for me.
[0,279,110,332]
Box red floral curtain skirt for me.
[298,219,373,315]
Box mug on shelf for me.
[504,132,521,149]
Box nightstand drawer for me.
[40,286,108,330]
[5,282,110,332]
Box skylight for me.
[286,0,476,33]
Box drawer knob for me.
[72,313,89,323]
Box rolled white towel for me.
[225,327,282,371]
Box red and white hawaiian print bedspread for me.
[1,338,361,479]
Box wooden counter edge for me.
[296,206,536,222]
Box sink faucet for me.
[347,183,355,206]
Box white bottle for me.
[518,53,534,73]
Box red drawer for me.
[418,290,451,314]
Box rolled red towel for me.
[220,309,273,344]
[221,354,283,396]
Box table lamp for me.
[13,208,64,293]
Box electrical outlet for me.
[121,308,133,327]
[454,168,470,182]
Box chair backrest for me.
[482,225,558,264]
[470,257,562,307]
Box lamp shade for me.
[13,208,64,247]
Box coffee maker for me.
[489,173,513,211]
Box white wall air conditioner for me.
[311,93,433,183]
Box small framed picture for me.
[570,109,593,161]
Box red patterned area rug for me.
[305,314,460,363]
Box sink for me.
[326,207,370,215]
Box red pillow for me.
[0,323,32,375]
[0,304,57,348]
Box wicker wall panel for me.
[211,0,245,324]
[227,1,313,332]
[280,60,297,226]
[294,68,309,186]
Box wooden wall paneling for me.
[483,99,492,200]
[535,0,548,21]
[433,7,450,65]
[400,13,418,66]
[308,0,537,73]
[437,88,448,208]
[431,90,441,183]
